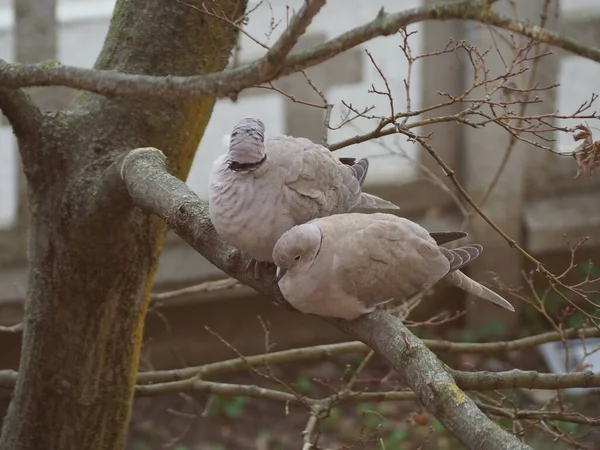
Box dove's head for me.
[273,223,323,283]
[228,117,266,165]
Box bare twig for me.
[476,401,600,426]
[0,323,24,334]
[260,0,326,77]
[134,327,600,385]
[301,407,321,450]
[150,278,242,307]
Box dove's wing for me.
[321,214,450,308]
[266,136,362,222]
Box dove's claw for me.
[245,258,270,280]
[254,260,262,279]
[245,258,257,279]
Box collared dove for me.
[272,212,515,320]
[208,117,399,278]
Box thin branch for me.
[137,325,600,385]
[5,363,598,428]
[136,378,299,404]
[0,370,17,389]
[115,325,600,384]
[0,323,24,334]
[476,401,600,426]
[452,369,600,391]
[135,381,600,428]
[137,341,369,384]
[301,407,321,450]
[3,322,596,384]
[425,326,600,353]
[260,0,326,77]
[1,1,599,99]
[118,147,530,450]
[150,277,242,307]
[0,80,43,145]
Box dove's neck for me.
[227,140,266,172]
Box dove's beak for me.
[274,267,286,284]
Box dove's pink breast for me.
[209,167,296,262]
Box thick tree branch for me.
[119,147,530,450]
[0,82,43,145]
[1,0,598,100]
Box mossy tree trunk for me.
[0,1,246,448]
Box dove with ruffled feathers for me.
[208,118,399,278]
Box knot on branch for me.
[176,202,191,222]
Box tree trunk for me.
[0,1,246,448]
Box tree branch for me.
[426,326,600,353]
[135,325,600,384]
[137,341,367,384]
[476,402,600,426]
[451,369,600,391]
[1,0,598,100]
[118,147,530,450]
[259,0,326,77]
[0,323,24,334]
[150,278,243,307]
[136,378,301,404]
[0,78,43,145]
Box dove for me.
[272,212,515,321]
[208,117,399,278]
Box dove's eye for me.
[294,255,301,261]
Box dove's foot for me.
[245,258,258,279]
[245,258,273,280]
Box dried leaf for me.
[571,123,600,178]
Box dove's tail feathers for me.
[444,271,515,312]
[440,244,482,272]
[357,193,400,210]
[348,158,370,187]
[430,231,468,246]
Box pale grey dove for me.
[208,118,399,278]
[272,212,515,320]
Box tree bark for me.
[0,1,246,449]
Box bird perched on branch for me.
[209,117,399,278]
[272,212,515,321]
